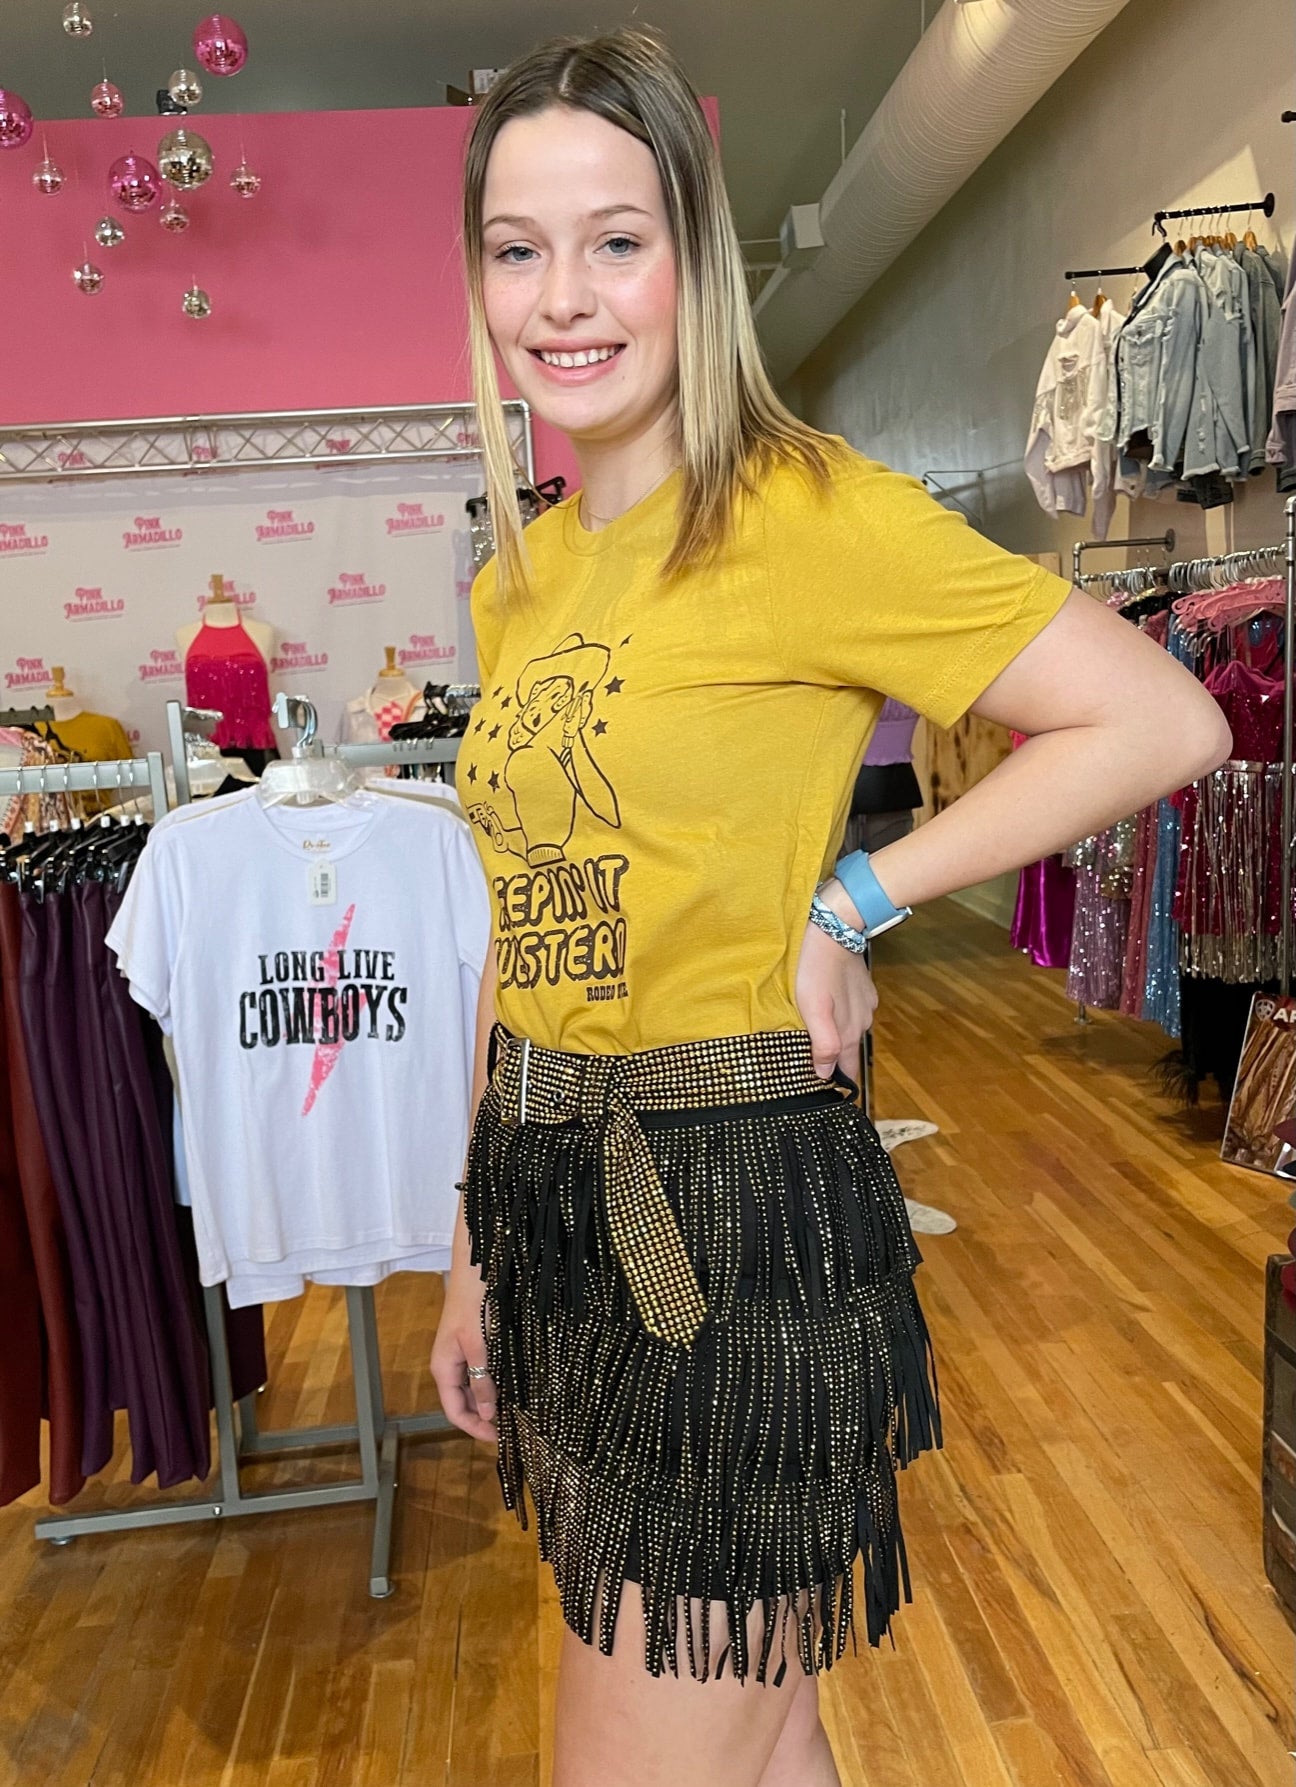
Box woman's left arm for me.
[800,588,1232,1078]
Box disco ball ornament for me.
[168,68,203,109]
[229,158,260,198]
[193,14,248,77]
[94,214,125,249]
[33,156,65,194]
[0,91,34,151]
[182,284,212,320]
[73,260,104,294]
[62,2,94,36]
[160,197,190,233]
[158,127,213,189]
[90,79,123,118]
[109,152,162,211]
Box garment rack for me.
[0,706,56,729]
[0,751,168,820]
[18,719,463,1597]
[1063,503,1296,1015]
[1067,191,1277,277]
[1153,192,1275,233]
[1072,532,1175,585]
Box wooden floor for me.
[1,898,1293,1786]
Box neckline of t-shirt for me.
[247,791,390,862]
[559,467,682,557]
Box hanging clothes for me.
[1025,301,1125,535]
[183,618,276,752]
[0,813,268,1507]
[106,788,489,1307]
[1267,247,1296,484]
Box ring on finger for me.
[465,1364,490,1380]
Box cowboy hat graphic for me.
[469,631,620,867]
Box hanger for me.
[258,694,362,808]
[1066,283,1083,312]
[1091,279,1108,316]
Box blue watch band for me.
[832,849,912,939]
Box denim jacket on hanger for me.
[1115,252,1216,482]
[1193,245,1254,483]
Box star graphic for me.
[473,718,484,733]
[500,695,512,709]
[620,634,632,647]
[492,686,502,697]
[605,676,624,695]
[488,770,500,791]
[487,723,501,741]
[466,763,478,783]
[592,718,607,736]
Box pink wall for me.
[0,107,582,486]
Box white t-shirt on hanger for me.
[106,788,490,1306]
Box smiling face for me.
[480,107,680,449]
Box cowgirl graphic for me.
[468,632,621,866]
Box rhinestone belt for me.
[488,1022,854,1348]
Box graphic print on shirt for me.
[235,904,411,1115]
[463,629,632,1004]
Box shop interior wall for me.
[0,106,582,488]
[787,0,1293,921]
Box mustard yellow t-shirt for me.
[463,442,1071,1055]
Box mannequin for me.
[44,666,83,726]
[175,572,276,666]
[176,574,277,757]
[339,645,422,744]
[42,667,133,765]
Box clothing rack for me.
[1072,531,1175,585]
[1064,264,1144,282]
[0,706,55,729]
[1152,192,1275,234]
[0,751,168,820]
[1060,520,1296,1022]
[17,717,463,1598]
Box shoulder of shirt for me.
[753,437,918,524]
[149,786,257,840]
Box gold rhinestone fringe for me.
[460,1028,942,1685]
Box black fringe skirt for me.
[462,1022,941,1685]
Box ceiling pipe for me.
[753,0,1133,382]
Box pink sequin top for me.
[184,618,276,751]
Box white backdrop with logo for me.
[0,459,483,754]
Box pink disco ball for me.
[0,90,34,151]
[109,152,162,212]
[90,78,123,118]
[193,14,248,77]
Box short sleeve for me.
[104,830,181,1029]
[763,452,1073,729]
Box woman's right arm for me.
[430,939,499,1443]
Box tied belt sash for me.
[488,1024,854,1349]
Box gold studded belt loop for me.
[488,1023,853,1350]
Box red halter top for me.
[184,616,276,751]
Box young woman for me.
[430,28,1231,1787]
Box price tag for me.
[307,861,337,906]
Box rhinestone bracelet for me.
[808,892,870,956]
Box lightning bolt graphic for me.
[301,901,356,1117]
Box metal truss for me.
[0,400,534,485]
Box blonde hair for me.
[461,26,841,598]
